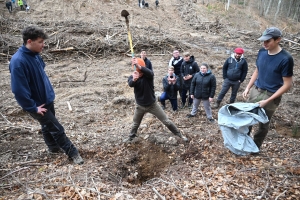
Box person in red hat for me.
[242,27,294,151]
[124,57,188,143]
[212,47,248,109]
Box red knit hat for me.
[133,58,146,72]
[234,48,244,54]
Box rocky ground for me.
[0,0,300,199]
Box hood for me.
[186,55,195,63]
[231,53,244,61]
[200,70,212,76]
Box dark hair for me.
[201,63,209,69]
[22,26,48,44]
[272,36,280,41]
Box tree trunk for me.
[274,0,282,22]
[286,0,293,18]
[225,0,230,11]
[258,0,264,16]
[265,0,273,16]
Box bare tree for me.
[274,0,282,22]
[225,0,230,11]
[265,0,273,16]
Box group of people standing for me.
[159,47,248,123]
[129,27,293,152]
[9,26,293,166]
[5,0,29,13]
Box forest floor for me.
[0,0,300,199]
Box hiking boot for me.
[186,114,195,118]
[188,103,192,109]
[181,136,189,142]
[173,131,189,142]
[123,134,137,143]
[180,103,185,109]
[48,148,64,154]
[71,154,84,165]
[212,100,221,109]
[161,104,166,110]
[208,118,215,123]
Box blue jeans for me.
[181,89,193,106]
[29,102,79,158]
[217,79,241,103]
[160,92,178,111]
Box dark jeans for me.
[247,87,281,148]
[6,2,12,12]
[217,79,241,103]
[160,92,178,111]
[176,74,183,98]
[129,102,181,137]
[181,89,193,106]
[29,102,79,158]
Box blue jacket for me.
[9,45,55,113]
[223,54,248,82]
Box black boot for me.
[212,100,221,109]
[180,103,185,109]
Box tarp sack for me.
[218,103,269,155]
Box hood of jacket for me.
[199,70,212,76]
[185,55,195,63]
[231,53,244,62]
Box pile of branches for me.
[0,18,190,62]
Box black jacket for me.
[169,56,183,75]
[143,57,153,71]
[180,56,200,90]
[162,74,180,100]
[128,67,155,106]
[223,54,248,82]
[190,71,216,100]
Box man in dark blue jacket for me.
[180,52,200,108]
[9,26,84,165]
[140,50,153,71]
[124,58,188,142]
[213,48,248,109]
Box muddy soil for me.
[0,0,300,199]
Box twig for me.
[68,166,84,200]
[0,167,30,180]
[0,150,12,156]
[258,174,270,199]
[91,177,101,200]
[198,165,212,200]
[152,187,165,200]
[0,112,14,125]
[275,190,287,200]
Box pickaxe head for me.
[121,10,130,24]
